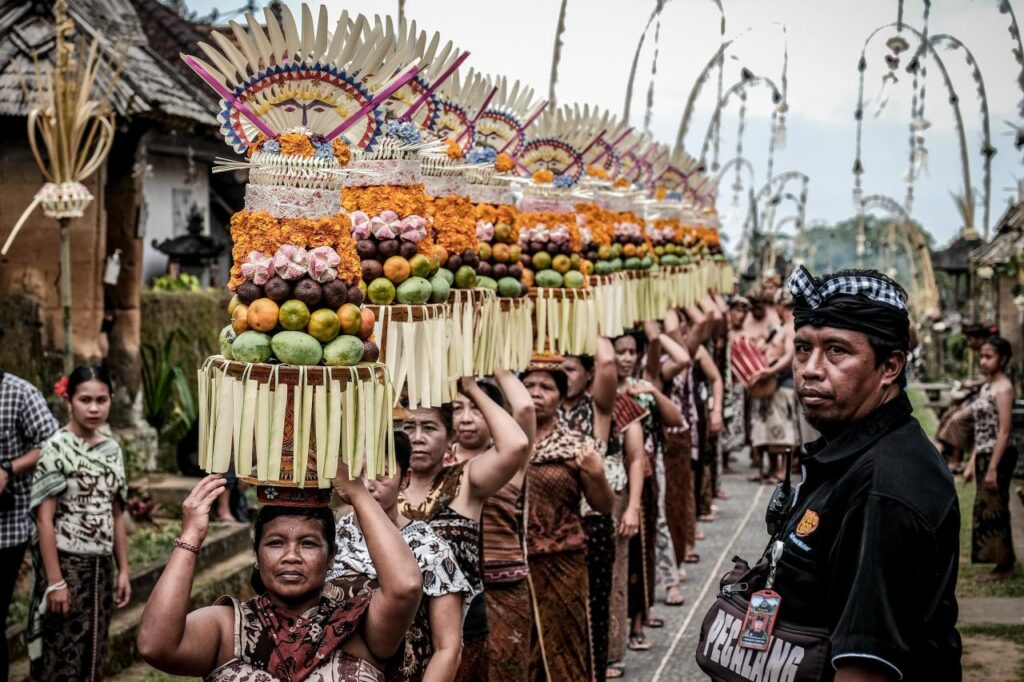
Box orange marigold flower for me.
[586,165,609,180]
[333,139,352,166]
[494,153,516,173]
[575,202,614,247]
[613,177,630,189]
[279,132,315,158]
[531,169,554,185]
[341,185,429,217]
[656,185,667,201]
[247,133,267,158]
[430,195,477,254]
[445,139,463,160]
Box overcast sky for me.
[183,0,1023,249]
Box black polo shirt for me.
[772,392,962,680]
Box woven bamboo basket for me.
[528,287,597,356]
[197,358,395,487]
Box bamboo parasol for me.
[1,0,123,372]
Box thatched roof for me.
[0,0,216,126]
[971,202,1024,266]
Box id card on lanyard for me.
[738,540,784,652]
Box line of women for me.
[27,295,732,681]
[131,295,733,682]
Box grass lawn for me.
[907,385,939,440]
[956,478,1024,598]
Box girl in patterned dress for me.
[963,336,1018,580]
[28,365,129,681]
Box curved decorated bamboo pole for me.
[698,75,783,165]
[923,34,995,238]
[853,22,978,239]
[547,0,569,106]
[997,0,1024,121]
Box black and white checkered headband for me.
[787,266,907,312]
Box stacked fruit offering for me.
[224,245,378,367]
[611,212,655,271]
[473,204,529,298]
[516,211,591,289]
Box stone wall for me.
[139,289,231,394]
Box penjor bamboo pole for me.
[59,217,73,373]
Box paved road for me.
[621,467,772,681]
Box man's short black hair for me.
[866,333,908,389]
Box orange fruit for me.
[358,308,376,340]
[246,298,279,332]
[551,254,571,274]
[231,303,250,334]
[623,243,637,257]
[383,256,411,284]
[521,269,535,287]
[337,303,362,336]
[307,309,341,343]
[492,243,511,263]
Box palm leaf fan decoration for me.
[473,76,547,158]
[181,4,425,155]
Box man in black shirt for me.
[773,267,962,681]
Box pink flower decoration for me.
[307,246,341,283]
[274,245,308,280]
[351,222,371,240]
[476,221,494,241]
[350,211,369,226]
[379,210,399,223]
[241,251,274,285]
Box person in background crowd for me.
[138,471,423,681]
[0,329,59,682]
[401,376,532,681]
[643,321,693,608]
[720,296,751,471]
[660,310,702,577]
[520,357,613,682]
[748,289,803,482]
[28,365,128,680]
[964,336,1018,581]
[611,333,684,651]
[770,266,961,680]
[561,340,644,681]
[448,370,535,682]
[330,431,469,681]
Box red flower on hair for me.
[54,376,69,400]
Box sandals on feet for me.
[606,665,626,678]
[683,552,701,564]
[665,588,685,606]
[628,634,652,651]
[646,617,665,628]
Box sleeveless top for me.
[481,478,529,584]
[970,383,999,455]
[526,424,593,555]
[204,587,382,682]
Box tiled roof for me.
[0,0,217,126]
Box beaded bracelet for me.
[174,537,201,555]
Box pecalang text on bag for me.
[702,607,805,682]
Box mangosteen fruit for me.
[294,278,323,306]
[492,263,508,278]
[322,279,349,309]
[236,281,263,305]
[347,285,365,306]
[399,241,419,259]
[362,340,380,363]
[445,254,463,271]
[508,264,522,279]
[263,276,292,302]
[461,249,480,268]
[377,239,400,259]
[362,259,383,282]
[356,239,378,260]
[476,261,493,277]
